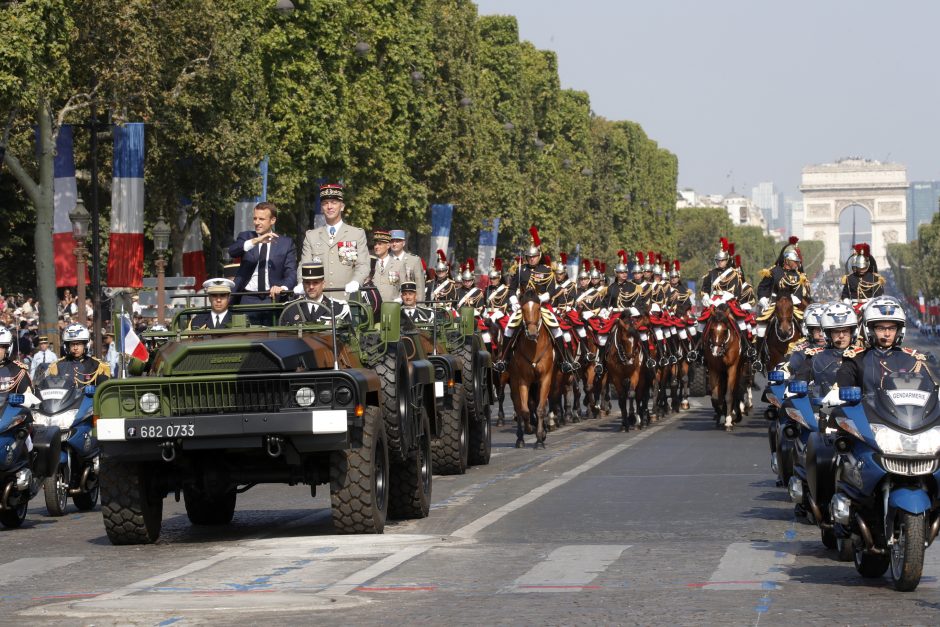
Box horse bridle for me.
[613,322,635,365]
[707,322,733,357]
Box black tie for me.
[258,243,268,292]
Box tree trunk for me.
[35,101,59,351]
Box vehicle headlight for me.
[295,386,315,407]
[318,389,333,405]
[870,423,940,456]
[33,410,78,430]
[139,392,160,414]
[434,366,446,381]
[334,385,353,406]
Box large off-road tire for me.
[43,462,69,517]
[431,383,469,475]
[468,405,492,466]
[183,486,237,526]
[454,344,484,423]
[0,488,27,528]
[374,350,410,461]
[330,406,388,534]
[689,362,707,397]
[388,411,432,520]
[890,511,926,591]
[100,459,163,545]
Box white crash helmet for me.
[0,326,12,349]
[821,302,858,345]
[862,296,906,346]
[63,323,91,345]
[801,303,827,336]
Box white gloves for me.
[821,387,843,407]
[344,281,360,293]
[293,284,305,295]
[759,296,770,309]
[538,292,550,303]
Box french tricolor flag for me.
[181,203,206,288]
[52,125,84,287]
[120,314,148,362]
[108,123,145,288]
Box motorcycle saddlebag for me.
[31,425,62,478]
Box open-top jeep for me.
[95,295,437,544]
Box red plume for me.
[637,251,645,265]
[728,242,735,257]
[862,243,871,256]
[467,258,475,272]
[720,237,728,251]
[544,254,551,265]
[529,225,541,247]
[617,249,627,264]
[593,259,601,271]
[647,250,655,263]
[788,235,799,245]
[735,254,741,268]
[601,262,607,273]
[674,260,680,271]
[854,243,864,254]
[582,259,591,272]
[656,253,663,264]
[560,252,568,265]
[494,258,503,272]
[420,257,427,271]
[436,249,447,263]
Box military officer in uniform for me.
[388,230,425,304]
[841,242,885,305]
[47,323,110,386]
[455,259,484,310]
[755,236,810,340]
[370,229,403,303]
[605,250,636,310]
[29,335,58,381]
[833,296,930,402]
[700,238,744,303]
[190,278,236,329]
[299,183,369,293]
[0,327,32,394]
[486,259,509,308]
[427,249,458,303]
[279,261,350,325]
[493,226,578,373]
[549,253,576,309]
[401,273,434,323]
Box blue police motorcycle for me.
[30,374,99,516]
[0,391,59,528]
[764,370,793,487]
[830,372,940,591]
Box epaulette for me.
[877,274,885,286]
[901,347,927,361]
[841,275,847,285]
[759,268,772,279]
[843,346,865,359]
[804,347,823,356]
[12,360,27,369]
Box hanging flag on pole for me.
[232,157,269,239]
[428,204,454,263]
[179,200,206,287]
[119,313,148,362]
[108,123,145,287]
[52,125,83,288]
[476,217,500,275]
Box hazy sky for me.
[474,0,940,198]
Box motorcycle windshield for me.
[863,371,940,431]
[35,374,84,415]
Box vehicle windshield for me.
[35,373,84,415]
[172,297,373,333]
[863,370,940,431]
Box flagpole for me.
[119,304,127,379]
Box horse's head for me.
[615,318,638,364]
[520,290,542,341]
[775,294,795,336]
[707,309,734,358]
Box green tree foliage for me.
[2,1,678,317]
[887,213,940,301]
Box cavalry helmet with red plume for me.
[527,225,542,256]
[715,237,730,264]
[670,260,681,278]
[615,249,629,273]
[434,249,449,273]
[553,252,568,275]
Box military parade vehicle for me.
[94,295,440,544]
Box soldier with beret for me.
[389,230,425,303]
[300,183,369,293]
[190,278,236,329]
[280,261,350,325]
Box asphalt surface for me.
[4,345,940,626]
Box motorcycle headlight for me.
[139,392,160,414]
[32,410,78,430]
[870,423,940,456]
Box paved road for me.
[5,357,940,625]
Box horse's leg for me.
[724,361,738,431]
[680,362,690,410]
[536,371,552,447]
[613,372,630,432]
[497,371,509,426]
[512,380,529,447]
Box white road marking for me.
[0,558,82,586]
[704,541,795,590]
[508,545,629,592]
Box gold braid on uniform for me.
[0,368,26,393]
[854,275,886,300]
[527,272,553,292]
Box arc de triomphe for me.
[800,159,908,271]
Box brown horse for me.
[597,318,647,431]
[763,294,804,373]
[572,322,599,419]
[703,306,746,431]
[508,293,555,448]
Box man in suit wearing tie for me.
[389,230,425,305]
[401,274,434,324]
[300,183,369,293]
[280,261,350,325]
[229,201,297,304]
[189,279,236,329]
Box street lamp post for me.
[69,198,91,328]
[153,216,171,325]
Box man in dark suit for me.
[189,278,235,329]
[279,262,350,326]
[228,201,297,304]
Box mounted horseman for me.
[593,251,643,373]
[427,249,458,303]
[840,242,884,308]
[696,239,753,359]
[755,236,811,366]
[455,259,484,311]
[492,226,579,374]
